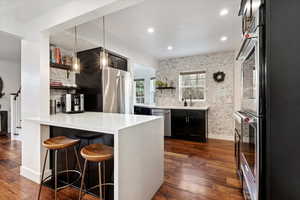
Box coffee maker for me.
[61,94,84,113]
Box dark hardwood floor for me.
[0,136,243,200]
[154,139,243,200]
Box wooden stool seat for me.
[80,143,113,162]
[43,136,80,150]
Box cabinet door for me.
[186,110,206,142]
[134,106,151,115]
[108,52,128,71]
[171,109,188,137]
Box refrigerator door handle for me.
[117,74,125,114]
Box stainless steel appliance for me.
[152,109,171,137]
[61,94,84,114]
[236,2,263,200]
[234,112,243,177]
[239,1,300,199]
[75,47,131,114]
[240,111,258,200]
[102,67,132,114]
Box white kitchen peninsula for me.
[24,112,164,200]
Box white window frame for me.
[179,71,206,102]
[149,77,156,104]
[134,79,145,104]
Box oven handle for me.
[238,112,257,125]
[233,112,242,123]
[236,32,258,60]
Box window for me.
[134,79,145,104]
[150,77,156,104]
[179,71,206,101]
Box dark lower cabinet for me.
[171,109,207,142]
[0,111,8,135]
[134,106,152,115]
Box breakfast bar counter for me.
[23,112,164,200]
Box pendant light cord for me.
[103,16,106,49]
[74,25,78,55]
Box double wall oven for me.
[236,1,264,200]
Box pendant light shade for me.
[72,55,80,73]
[100,16,109,69]
[100,49,108,68]
[72,25,80,73]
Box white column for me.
[20,33,50,183]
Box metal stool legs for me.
[38,147,82,200]
[98,162,102,199]
[79,160,113,200]
[78,159,87,200]
[37,149,49,200]
[54,150,58,200]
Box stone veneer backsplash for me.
[155,51,235,140]
[50,68,76,101]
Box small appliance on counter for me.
[61,94,84,113]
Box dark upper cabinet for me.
[171,109,206,142]
[77,47,128,72]
[108,52,128,71]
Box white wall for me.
[133,64,156,104]
[156,51,235,140]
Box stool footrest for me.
[41,170,82,191]
[80,182,114,199]
[88,182,114,191]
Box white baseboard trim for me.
[11,133,22,142]
[20,166,51,184]
[208,134,234,141]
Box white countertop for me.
[26,112,162,134]
[134,104,209,111]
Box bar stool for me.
[38,136,82,200]
[78,143,114,200]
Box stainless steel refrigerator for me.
[76,47,133,114]
[102,67,133,114]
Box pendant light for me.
[100,16,109,69]
[72,25,80,73]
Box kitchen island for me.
[23,112,164,200]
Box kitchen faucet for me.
[189,95,193,106]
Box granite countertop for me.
[134,104,209,111]
[26,112,162,134]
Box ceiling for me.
[0,31,21,62]
[0,0,77,23]
[51,0,241,60]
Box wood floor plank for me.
[0,136,243,200]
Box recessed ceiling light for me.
[167,46,173,50]
[147,27,155,33]
[220,36,228,42]
[220,9,229,16]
